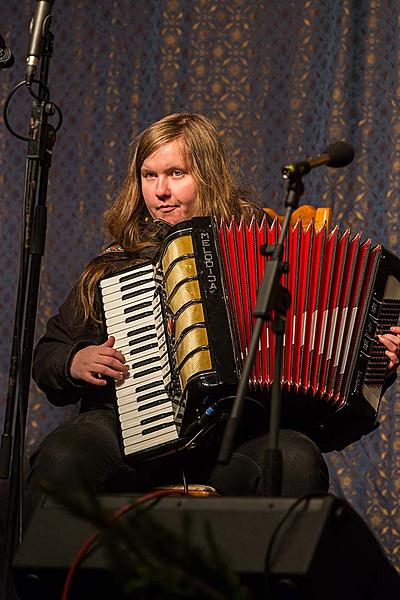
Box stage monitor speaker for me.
[13,494,400,599]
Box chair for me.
[156,484,219,497]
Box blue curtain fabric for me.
[1,0,400,567]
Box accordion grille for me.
[175,303,205,340]
[160,234,213,392]
[180,349,212,390]
[162,235,194,268]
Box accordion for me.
[99,216,400,460]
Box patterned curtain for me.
[1,0,400,568]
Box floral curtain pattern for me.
[1,0,400,567]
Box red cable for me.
[61,488,178,600]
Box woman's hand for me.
[69,336,129,386]
[378,326,400,372]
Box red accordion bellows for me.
[218,218,399,410]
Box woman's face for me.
[140,138,198,225]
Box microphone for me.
[282,141,355,179]
[0,33,15,69]
[26,0,54,85]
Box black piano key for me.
[130,342,159,356]
[142,422,175,436]
[124,300,152,315]
[136,380,164,393]
[126,311,154,324]
[121,287,154,302]
[121,276,154,293]
[137,398,170,412]
[133,366,160,379]
[129,333,157,346]
[127,324,156,337]
[119,269,153,283]
[137,388,168,403]
[140,411,174,426]
[134,356,160,370]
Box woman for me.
[28,113,399,513]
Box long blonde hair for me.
[76,113,257,323]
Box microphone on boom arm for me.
[26,0,55,85]
[282,140,355,179]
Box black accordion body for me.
[99,217,400,460]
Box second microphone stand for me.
[218,168,306,496]
[0,30,59,600]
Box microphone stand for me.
[0,29,58,598]
[218,167,305,496]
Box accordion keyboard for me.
[100,262,179,457]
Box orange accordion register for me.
[100,217,400,461]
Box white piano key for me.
[121,415,175,440]
[100,264,154,290]
[105,301,154,325]
[119,402,172,428]
[112,325,157,348]
[119,401,172,424]
[123,425,178,452]
[117,384,166,407]
[117,382,167,406]
[107,313,156,335]
[122,421,175,444]
[115,368,164,395]
[130,367,165,386]
[102,277,155,300]
[102,282,155,304]
[118,398,171,419]
[102,289,155,315]
[118,396,169,416]
[124,430,179,455]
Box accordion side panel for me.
[346,248,400,409]
[340,244,379,403]
[188,218,239,387]
[362,272,400,406]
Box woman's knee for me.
[209,429,329,497]
[27,410,124,491]
[278,429,329,496]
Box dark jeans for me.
[25,409,329,523]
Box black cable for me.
[3,79,63,141]
[264,492,331,598]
